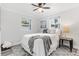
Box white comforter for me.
[21,33,59,56]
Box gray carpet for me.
[1,44,79,56]
[50,47,79,56]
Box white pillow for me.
[49,28,56,34]
[2,41,12,48]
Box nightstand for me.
[59,37,73,52]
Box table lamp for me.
[63,25,70,38]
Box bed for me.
[21,33,59,56]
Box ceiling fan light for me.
[38,8,43,12]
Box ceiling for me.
[0,3,79,18]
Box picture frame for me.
[51,17,60,29]
[40,20,47,28]
[21,17,31,31]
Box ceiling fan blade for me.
[33,8,39,11]
[43,7,50,9]
[38,3,46,7]
[42,3,46,6]
[32,4,39,7]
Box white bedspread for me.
[21,33,59,56]
[33,39,45,56]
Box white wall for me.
[43,7,79,49]
[34,6,79,49]
[1,7,40,45]
[0,8,1,45]
[0,8,1,56]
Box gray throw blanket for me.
[28,35,52,56]
[28,35,40,53]
[42,36,52,56]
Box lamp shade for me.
[63,25,70,33]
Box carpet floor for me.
[1,44,79,56]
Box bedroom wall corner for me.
[1,7,40,45]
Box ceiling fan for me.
[32,3,50,12]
